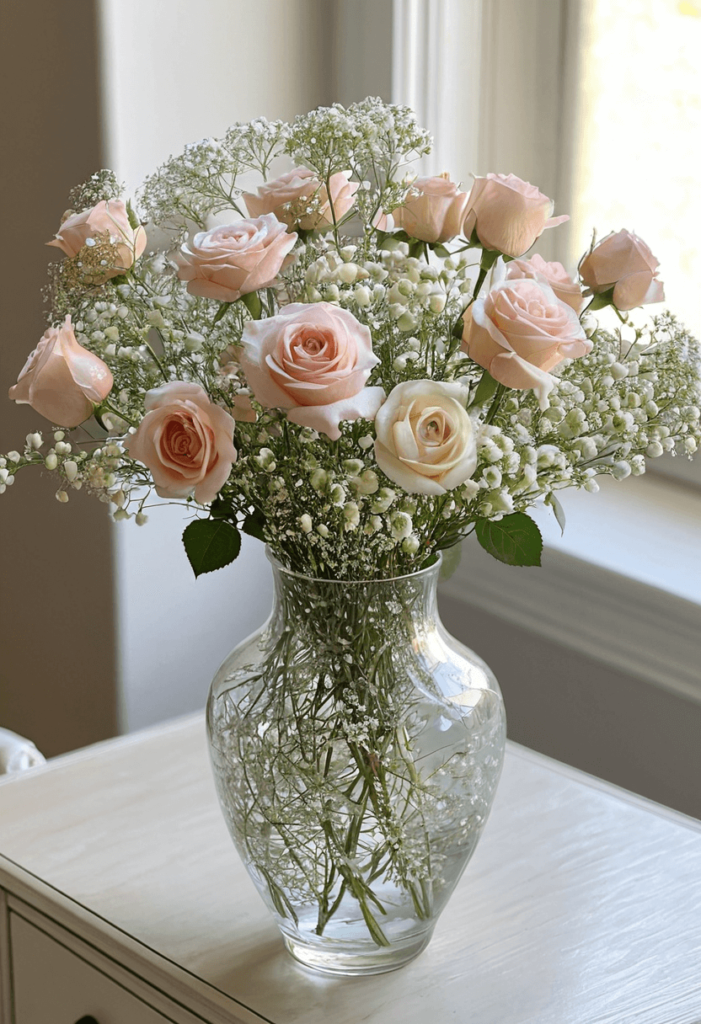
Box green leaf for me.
[241,290,263,320]
[212,301,233,325]
[475,513,543,567]
[182,519,241,578]
[126,200,140,231]
[209,496,233,520]
[242,509,267,542]
[470,368,500,407]
[431,243,450,257]
[545,492,566,535]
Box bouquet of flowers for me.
[4,98,699,578]
[3,98,700,968]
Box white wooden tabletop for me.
[0,713,699,1024]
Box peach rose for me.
[579,230,665,311]
[124,382,236,503]
[47,199,146,278]
[387,175,470,244]
[177,215,297,302]
[243,167,359,231]
[462,278,592,408]
[374,380,477,496]
[462,174,568,257]
[240,302,385,440]
[506,254,584,313]
[9,316,113,427]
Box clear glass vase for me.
[206,553,506,975]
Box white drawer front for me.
[11,914,169,1024]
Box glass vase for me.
[206,552,506,975]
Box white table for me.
[0,713,699,1024]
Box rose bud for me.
[9,316,113,427]
[579,229,664,311]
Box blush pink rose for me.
[177,216,296,302]
[579,230,665,311]
[243,167,359,231]
[9,316,113,427]
[240,302,385,440]
[387,175,470,243]
[124,382,236,503]
[462,278,592,408]
[462,174,568,257]
[47,199,147,277]
[506,254,585,313]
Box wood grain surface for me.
[0,714,699,1024]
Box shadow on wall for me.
[438,590,701,820]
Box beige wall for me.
[0,0,118,755]
[0,0,394,744]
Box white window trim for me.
[441,475,701,707]
[391,0,701,703]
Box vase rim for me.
[265,547,442,586]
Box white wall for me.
[99,0,333,731]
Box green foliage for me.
[475,513,543,567]
[242,509,267,542]
[183,519,241,577]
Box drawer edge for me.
[0,857,270,1024]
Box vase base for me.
[282,931,432,976]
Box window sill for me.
[440,474,701,705]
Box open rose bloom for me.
[240,302,385,440]
[178,216,297,302]
[124,382,236,503]
[374,380,477,495]
[462,278,592,409]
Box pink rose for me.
[9,316,113,427]
[124,382,236,503]
[47,199,146,278]
[579,230,665,311]
[243,167,359,231]
[177,215,297,302]
[387,175,470,243]
[240,302,385,440]
[462,278,592,408]
[462,174,568,257]
[506,254,585,313]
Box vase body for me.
[207,555,506,975]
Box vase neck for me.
[268,561,441,645]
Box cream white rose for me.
[374,380,477,495]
